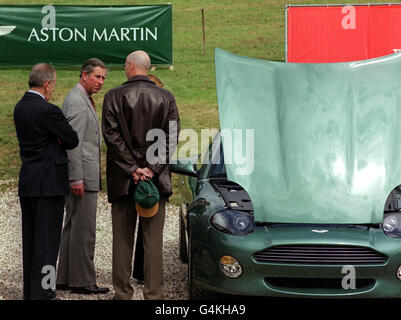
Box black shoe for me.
[71,285,110,294]
[56,284,71,291]
[48,289,57,300]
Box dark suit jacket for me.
[14,92,79,197]
[102,75,180,202]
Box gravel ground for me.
[0,188,188,300]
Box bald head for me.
[125,50,151,78]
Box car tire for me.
[179,206,188,263]
[188,229,222,300]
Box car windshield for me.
[209,142,226,178]
[198,132,226,178]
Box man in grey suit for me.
[56,58,109,294]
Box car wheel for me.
[188,229,222,300]
[188,230,202,300]
[179,206,188,263]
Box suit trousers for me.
[57,191,98,287]
[20,196,65,300]
[111,194,166,300]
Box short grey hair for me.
[80,58,106,78]
[28,63,56,88]
[126,50,151,72]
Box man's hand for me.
[132,168,146,184]
[132,167,155,184]
[71,183,84,197]
[142,167,155,180]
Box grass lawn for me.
[0,0,388,202]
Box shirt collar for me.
[123,75,153,85]
[77,82,91,98]
[28,90,45,100]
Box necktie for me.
[89,96,96,111]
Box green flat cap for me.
[134,180,160,218]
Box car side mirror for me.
[171,158,199,177]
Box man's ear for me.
[81,71,89,82]
[43,80,51,91]
[127,61,134,72]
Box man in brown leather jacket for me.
[102,50,180,300]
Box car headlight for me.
[211,210,254,235]
[382,213,401,237]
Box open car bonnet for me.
[215,48,401,224]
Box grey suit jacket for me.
[62,84,101,191]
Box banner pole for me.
[201,8,206,55]
[285,5,288,62]
[287,3,401,7]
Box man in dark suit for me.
[14,63,79,300]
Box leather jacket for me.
[102,75,180,203]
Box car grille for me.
[253,245,388,264]
[265,277,375,290]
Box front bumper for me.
[192,224,401,298]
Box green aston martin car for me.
[172,133,401,299]
[171,49,401,299]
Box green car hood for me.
[215,48,401,224]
